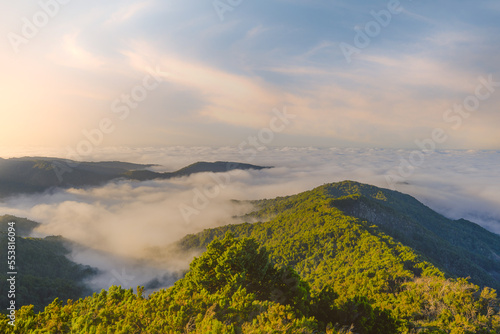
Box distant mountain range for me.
[122,161,271,181]
[0,157,270,198]
[0,215,96,312]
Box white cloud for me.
[49,31,105,70]
[106,1,154,24]
[120,42,284,129]
[245,24,270,39]
[1,147,499,293]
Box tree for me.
[178,232,310,315]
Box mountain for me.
[0,158,269,198]
[0,229,97,313]
[1,181,499,333]
[174,181,500,331]
[122,161,271,181]
[0,157,153,197]
[320,182,500,287]
[0,215,40,237]
[180,181,500,291]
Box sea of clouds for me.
[0,146,499,291]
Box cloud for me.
[1,147,499,293]
[245,25,270,39]
[106,1,154,24]
[53,31,106,69]
[2,1,500,148]
[121,42,283,129]
[7,177,251,258]
[0,168,256,291]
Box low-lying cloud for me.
[1,147,499,292]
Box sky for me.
[1,1,499,294]
[1,0,500,151]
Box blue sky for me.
[1,0,499,150]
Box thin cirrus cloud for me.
[0,0,499,149]
[105,1,155,24]
[120,43,283,129]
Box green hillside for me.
[0,215,40,237]
[0,233,97,313]
[175,181,500,331]
[180,181,500,290]
[1,181,500,333]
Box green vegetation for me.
[0,234,97,313]
[1,234,400,333]
[0,215,40,237]
[1,181,500,333]
[318,182,500,289]
[176,181,500,332]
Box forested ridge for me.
[1,181,500,333]
[0,215,97,313]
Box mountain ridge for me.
[1,180,500,332]
[122,161,271,181]
[0,158,270,198]
[180,180,500,290]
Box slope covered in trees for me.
[177,181,500,331]
[181,181,500,290]
[0,215,40,237]
[1,233,498,333]
[0,233,97,313]
[1,234,402,333]
[1,181,500,333]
